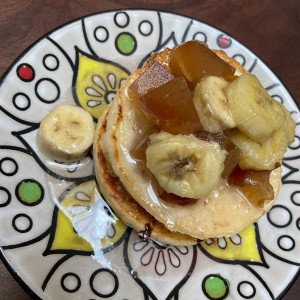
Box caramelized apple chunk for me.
[129,62,174,97]
[169,40,236,87]
[228,166,274,207]
[129,61,202,134]
[139,77,202,134]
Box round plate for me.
[0,9,299,300]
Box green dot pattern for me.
[17,180,43,204]
[204,275,228,299]
[116,33,136,55]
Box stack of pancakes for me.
[93,47,281,246]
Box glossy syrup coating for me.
[169,40,237,87]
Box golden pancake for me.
[95,46,283,241]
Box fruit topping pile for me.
[128,40,296,207]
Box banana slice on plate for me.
[225,74,286,143]
[38,104,95,161]
[193,76,236,133]
[146,131,226,199]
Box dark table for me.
[0,0,299,299]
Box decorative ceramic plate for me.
[0,9,299,300]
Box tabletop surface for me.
[0,0,299,299]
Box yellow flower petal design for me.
[51,207,93,252]
[48,180,127,254]
[74,50,130,119]
[201,224,263,263]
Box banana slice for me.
[193,76,236,133]
[146,131,226,199]
[228,107,295,170]
[280,104,297,145]
[38,104,95,161]
[227,128,287,170]
[225,74,286,142]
